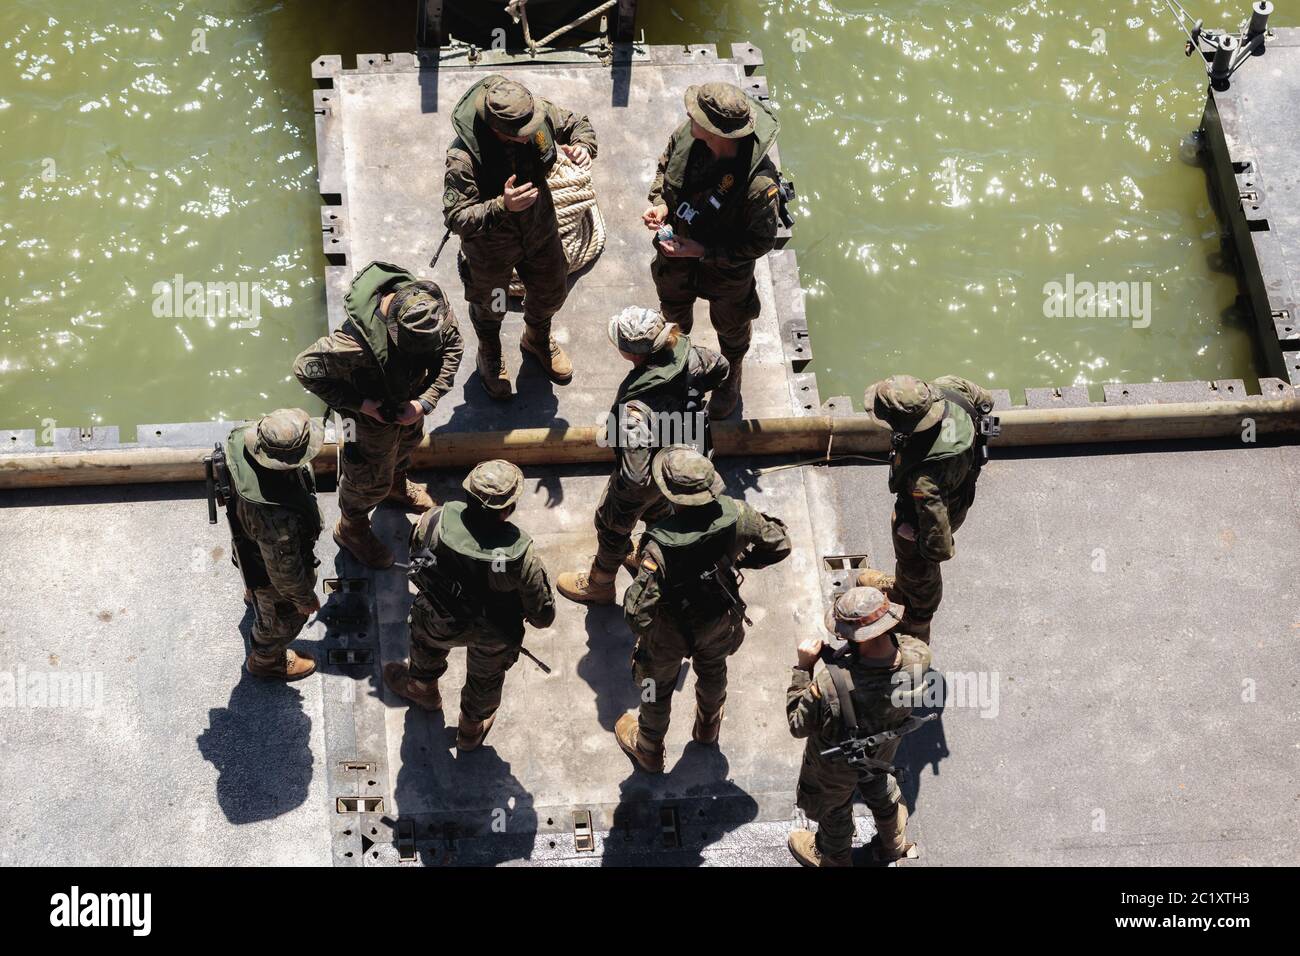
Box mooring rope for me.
[509,150,606,296]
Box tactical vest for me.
[823,651,925,749]
[409,501,532,636]
[887,387,978,495]
[610,337,710,462]
[645,496,742,627]
[664,136,751,241]
[221,425,322,532]
[340,261,432,413]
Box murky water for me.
[1,1,1293,436]
[643,0,1296,402]
[0,1,409,438]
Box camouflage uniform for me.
[787,634,932,861]
[872,375,994,626]
[620,450,791,758]
[648,84,781,381]
[401,462,555,728]
[293,261,463,520]
[445,75,597,342]
[592,331,728,575]
[220,410,324,678]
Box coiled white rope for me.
[509,150,606,296]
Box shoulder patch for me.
[301,358,327,380]
[766,184,779,199]
[638,555,659,575]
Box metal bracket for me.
[573,810,595,852]
[337,796,384,813]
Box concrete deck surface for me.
[1,439,1296,866]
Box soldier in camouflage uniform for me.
[615,448,791,772]
[384,460,556,752]
[220,409,325,681]
[642,82,783,419]
[856,374,995,642]
[293,261,462,569]
[786,586,932,867]
[555,306,729,606]
[445,75,598,399]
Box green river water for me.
[1,1,1294,436]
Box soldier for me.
[615,448,791,772]
[293,260,462,570]
[217,408,324,681]
[445,74,598,399]
[383,460,555,752]
[642,82,783,419]
[856,374,996,642]
[555,306,729,605]
[786,586,932,867]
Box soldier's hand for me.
[659,236,705,259]
[797,637,824,670]
[361,398,391,423]
[503,174,539,212]
[296,594,321,616]
[394,400,425,426]
[560,143,591,169]
[642,204,669,230]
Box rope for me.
[509,150,606,296]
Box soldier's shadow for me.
[195,659,316,825]
[896,685,949,816]
[390,705,539,866]
[574,603,642,731]
[599,742,760,867]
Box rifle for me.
[819,713,938,780]
[204,442,271,594]
[428,227,453,269]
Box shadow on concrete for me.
[600,744,760,867]
[195,669,316,825]
[391,705,539,866]
[896,694,949,817]
[0,480,208,510]
[575,603,641,731]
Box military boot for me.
[385,472,435,513]
[520,325,573,385]
[871,802,912,862]
[476,333,512,401]
[621,533,645,575]
[556,564,616,605]
[855,567,897,597]
[333,515,395,569]
[707,357,744,419]
[615,712,664,773]
[382,662,442,712]
[787,829,851,868]
[456,711,497,752]
[692,704,724,745]
[246,648,317,682]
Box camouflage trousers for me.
[592,470,672,574]
[632,615,744,749]
[458,228,569,337]
[891,500,972,622]
[248,585,309,665]
[338,415,424,519]
[651,252,759,361]
[408,603,522,722]
[796,738,903,859]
